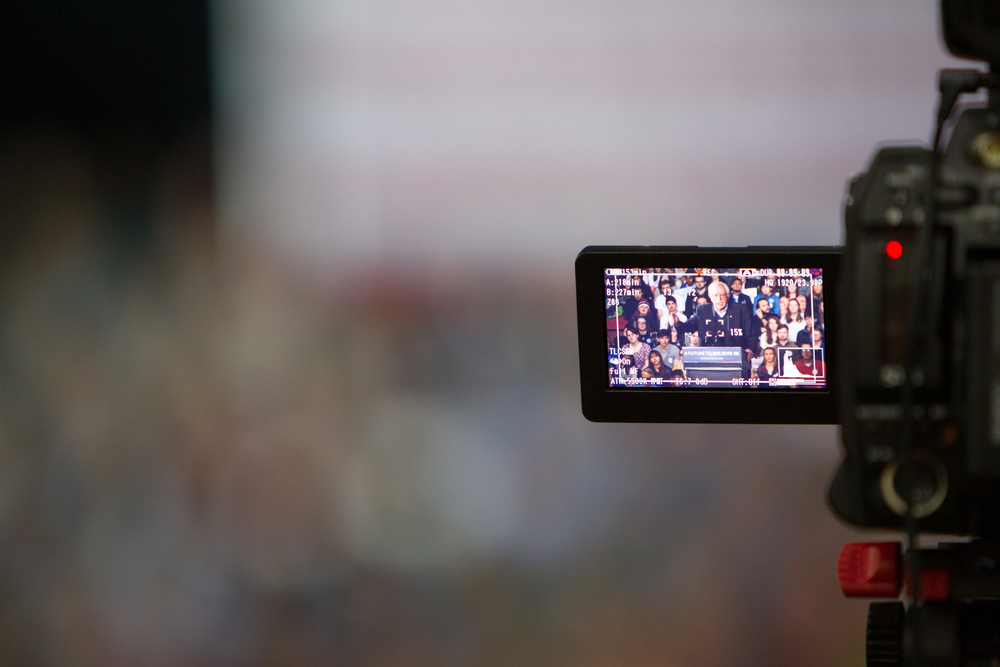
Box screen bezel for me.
[575,245,842,424]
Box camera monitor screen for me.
[576,247,841,424]
[605,267,826,390]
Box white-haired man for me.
[676,279,756,379]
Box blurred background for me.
[0,1,970,665]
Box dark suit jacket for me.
[677,303,756,373]
[684,289,709,317]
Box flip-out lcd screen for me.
[576,246,840,423]
[604,267,826,389]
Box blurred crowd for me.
[0,130,867,666]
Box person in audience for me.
[795,313,813,345]
[784,297,807,340]
[647,350,669,379]
[759,280,780,315]
[775,323,797,373]
[652,329,681,371]
[794,342,825,376]
[775,323,796,350]
[631,299,653,329]
[753,297,772,337]
[655,277,673,301]
[760,314,781,351]
[634,316,654,344]
[811,326,824,349]
[673,271,696,309]
[755,346,780,382]
[622,326,650,374]
[730,276,753,312]
[656,293,687,331]
[796,293,808,318]
[684,274,710,317]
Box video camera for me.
[576,1,1000,664]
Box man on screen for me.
[677,280,756,379]
[796,312,819,346]
[793,343,825,377]
[758,278,780,315]
[656,294,687,331]
[729,277,753,312]
[652,329,681,371]
[684,275,710,317]
[752,295,771,337]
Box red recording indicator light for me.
[886,240,903,260]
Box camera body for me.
[942,0,1000,70]
[830,96,1000,537]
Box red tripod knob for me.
[838,542,901,598]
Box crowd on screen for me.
[607,269,826,385]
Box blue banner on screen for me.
[605,267,826,389]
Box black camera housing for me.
[942,0,1000,71]
[575,246,842,424]
[830,93,1000,537]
